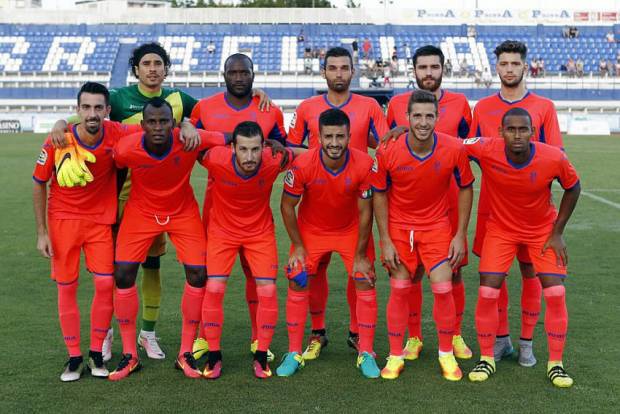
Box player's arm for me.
[457,102,473,139]
[196,129,229,151]
[542,157,581,266]
[286,106,308,148]
[449,146,475,268]
[32,182,52,258]
[252,88,272,112]
[370,152,399,270]
[179,120,201,151]
[353,194,375,285]
[281,192,306,269]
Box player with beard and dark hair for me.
[383,45,474,362]
[189,53,287,363]
[469,41,563,368]
[287,47,388,361]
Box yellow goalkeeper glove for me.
[54,133,97,187]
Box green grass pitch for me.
[1,134,618,412]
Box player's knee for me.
[114,263,139,289]
[185,265,206,288]
[142,255,160,270]
[206,278,228,294]
[479,273,504,289]
[354,279,373,291]
[93,275,114,293]
[539,275,564,289]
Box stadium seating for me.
[0,23,617,100]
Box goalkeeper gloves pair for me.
[55,133,97,187]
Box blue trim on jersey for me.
[539,125,546,143]
[505,143,535,169]
[231,153,261,180]
[390,120,397,129]
[476,125,481,136]
[268,123,286,145]
[283,189,301,198]
[457,117,470,139]
[369,118,380,143]
[142,133,173,160]
[73,124,104,150]
[371,185,387,192]
[497,91,531,105]
[406,132,437,162]
[224,93,252,111]
[323,93,353,109]
[195,119,204,130]
[32,175,47,184]
[320,148,349,176]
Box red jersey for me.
[371,132,474,231]
[287,93,389,151]
[387,89,472,138]
[463,137,579,238]
[469,91,563,147]
[113,129,225,217]
[33,121,139,224]
[190,93,287,144]
[200,146,293,239]
[283,147,374,235]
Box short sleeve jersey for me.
[387,89,472,138]
[287,93,389,151]
[463,137,579,238]
[109,85,198,125]
[283,147,374,235]
[113,129,225,217]
[200,146,293,239]
[33,120,139,224]
[469,91,563,148]
[190,93,287,144]
[371,132,475,231]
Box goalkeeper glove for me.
[54,133,96,187]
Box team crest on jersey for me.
[289,112,297,129]
[371,158,378,173]
[463,137,480,145]
[361,188,373,199]
[37,149,48,165]
[284,169,294,187]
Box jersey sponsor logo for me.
[289,112,297,129]
[463,137,480,145]
[129,104,143,111]
[284,169,294,187]
[37,149,48,165]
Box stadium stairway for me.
[110,43,135,88]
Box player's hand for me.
[353,254,376,287]
[288,244,307,270]
[264,139,289,168]
[448,232,466,270]
[380,238,400,271]
[542,232,568,267]
[380,126,407,149]
[36,233,53,258]
[252,88,272,112]
[54,134,96,187]
[50,120,69,148]
[179,121,200,151]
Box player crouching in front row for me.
[465,107,580,388]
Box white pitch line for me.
[581,191,620,210]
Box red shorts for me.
[295,228,375,278]
[474,213,531,263]
[478,223,567,278]
[207,228,278,281]
[387,225,452,275]
[48,218,114,284]
[116,205,206,266]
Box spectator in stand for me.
[390,56,399,77]
[562,26,570,38]
[530,58,539,78]
[459,57,468,77]
[599,59,609,77]
[576,58,584,77]
[615,59,620,76]
[383,61,392,88]
[444,58,453,77]
[207,41,216,55]
[566,58,576,77]
[467,25,477,37]
[608,60,614,77]
[538,58,546,77]
[404,43,412,64]
[482,67,493,88]
[569,26,579,39]
[406,67,415,89]
[297,29,305,43]
[606,30,615,43]
[363,38,372,59]
[352,40,359,63]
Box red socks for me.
[114,285,139,358]
[309,261,328,331]
[452,280,465,336]
[497,280,510,336]
[431,282,456,353]
[475,285,500,358]
[256,284,278,352]
[180,283,205,355]
[90,276,114,352]
[286,288,309,353]
[407,281,423,339]
[202,280,227,351]
[58,281,81,357]
[543,285,568,361]
[386,279,411,356]
[241,255,259,342]
[356,288,377,354]
[521,277,542,340]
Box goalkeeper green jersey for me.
[109,84,198,125]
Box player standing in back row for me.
[469,40,564,367]
[287,47,388,359]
